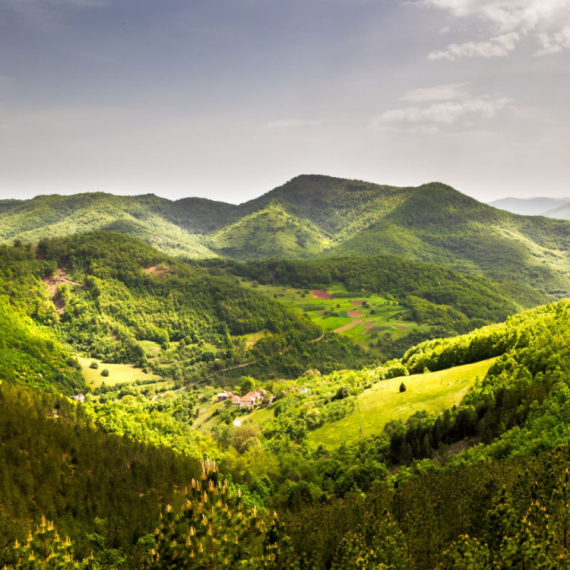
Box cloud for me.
[373,86,512,134]
[263,119,321,130]
[401,83,466,102]
[419,0,570,58]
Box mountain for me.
[543,202,570,220]
[488,196,570,216]
[3,176,570,296]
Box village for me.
[216,386,310,409]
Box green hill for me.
[0,234,376,389]
[3,176,570,297]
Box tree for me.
[101,369,109,377]
[399,382,407,393]
[145,459,281,569]
[7,516,94,569]
[240,376,256,395]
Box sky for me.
[0,0,569,204]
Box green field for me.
[78,356,161,388]
[244,281,425,350]
[308,358,496,448]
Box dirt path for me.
[334,319,363,333]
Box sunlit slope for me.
[308,358,496,448]
[207,202,332,259]
[0,193,219,258]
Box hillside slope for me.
[3,176,570,296]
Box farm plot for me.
[242,281,427,351]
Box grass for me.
[244,281,426,352]
[139,340,162,357]
[78,356,161,388]
[308,358,496,448]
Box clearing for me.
[308,358,496,448]
[78,356,161,388]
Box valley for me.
[2,181,570,568]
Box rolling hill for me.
[3,175,570,296]
[488,196,570,216]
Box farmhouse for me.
[74,394,85,403]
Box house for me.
[239,394,257,408]
[230,394,241,404]
[217,392,230,401]
[74,394,85,403]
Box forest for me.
[2,226,570,568]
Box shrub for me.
[399,382,406,393]
[101,369,110,377]
[89,361,99,369]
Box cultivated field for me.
[308,358,496,448]
[243,281,426,350]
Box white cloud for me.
[401,83,466,102]
[420,0,570,58]
[263,119,321,130]
[373,87,512,134]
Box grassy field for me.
[243,281,425,350]
[78,356,161,388]
[308,358,496,448]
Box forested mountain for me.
[3,175,570,296]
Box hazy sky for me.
[0,0,569,203]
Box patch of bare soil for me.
[393,324,407,330]
[347,310,362,318]
[42,269,83,314]
[350,300,363,306]
[312,289,333,300]
[144,265,167,275]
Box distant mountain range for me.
[488,197,570,217]
[2,175,570,297]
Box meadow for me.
[77,356,161,388]
[308,358,496,448]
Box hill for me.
[0,234,377,390]
[488,196,570,216]
[544,201,570,220]
[3,176,570,297]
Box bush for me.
[101,369,110,377]
[89,361,99,369]
[399,382,406,393]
